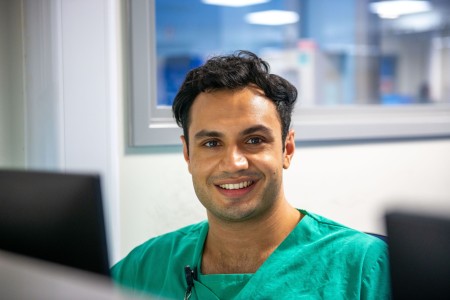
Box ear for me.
[283,130,295,169]
[181,135,192,174]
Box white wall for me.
[285,139,450,231]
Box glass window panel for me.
[126,0,450,146]
[154,0,450,108]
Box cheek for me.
[187,161,198,177]
[188,158,212,179]
[257,151,284,170]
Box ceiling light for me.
[202,0,270,7]
[245,10,299,26]
[370,1,432,19]
[379,12,401,19]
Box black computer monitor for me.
[0,169,110,277]
[386,210,450,300]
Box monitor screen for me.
[386,211,450,299]
[0,169,110,277]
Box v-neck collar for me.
[235,209,310,299]
[189,210,310,299]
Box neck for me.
[202,200,301,274]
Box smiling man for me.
[112,51,391,299]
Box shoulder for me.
[111,221,207,280]
[300,210,388,259]
[133,221,207,254]
[302,210,385,241]
[295,210,391,298]
[302,209,389,270]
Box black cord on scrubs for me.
[184,265,197,300]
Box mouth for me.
[218,181,254,190]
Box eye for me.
[246,137,263,145]
[204,140,220,148]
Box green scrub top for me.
[112,210,391,299]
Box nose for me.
[219,145,249,173]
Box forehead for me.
[188,87,281,135]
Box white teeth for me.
[220,181,253,190]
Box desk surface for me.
[0,250,149,300]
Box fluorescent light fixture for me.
[245,10,299,25]
[202,0,270,7]
[370,0,432,19]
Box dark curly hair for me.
[172,50,298,149]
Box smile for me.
[219,181,254,190]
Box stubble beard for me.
[193,172,283,224]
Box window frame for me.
[126,0,450,147]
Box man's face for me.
[182,87,295,223]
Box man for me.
[112,51,390,299]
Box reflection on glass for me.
[155,0,450,108]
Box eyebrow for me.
[193,130,224,140]
[240,125,274,137]
[193,125,274,140]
